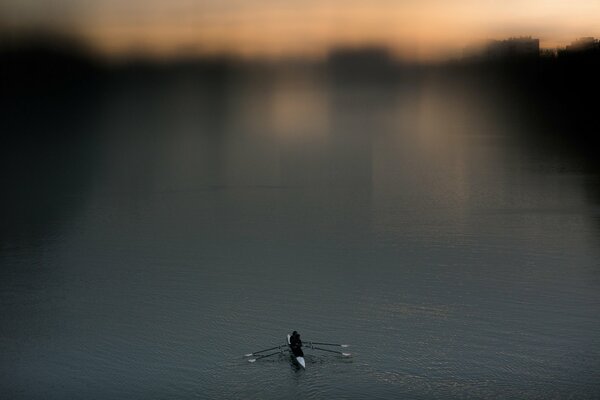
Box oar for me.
[306,341,349,348]
[248,350,287,363]
[312,346,351,357]
[244,344,285,357]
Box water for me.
[1,67,599,399]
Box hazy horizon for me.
[1,0,600,61]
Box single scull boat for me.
[245,333,351,369]
[288,334,306,368]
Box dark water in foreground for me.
[1,69,600,399]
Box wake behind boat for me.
[245,332,351,369]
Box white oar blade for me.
[342,353,351,357]
[244,353,253,357]
[248,359,256,363]
[341,345,349,348]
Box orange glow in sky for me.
[1,0,600,60]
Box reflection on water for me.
[1,67,599,399]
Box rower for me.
[289,331,304,357]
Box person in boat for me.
[290,331,304,357]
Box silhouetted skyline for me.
[2,0,600,60]
[2,29,600,65]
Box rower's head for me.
[292,331,298,337]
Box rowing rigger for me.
[245,334,351,369]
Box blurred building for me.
[564,37,599,53]
[463,37,540,61]
[486,37,540,59]
[557,37,599,73]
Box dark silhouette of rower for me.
[290,331,304,357]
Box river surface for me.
[1,67,600,399]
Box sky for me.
[1,0,600,60]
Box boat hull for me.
[287,334,306,369]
